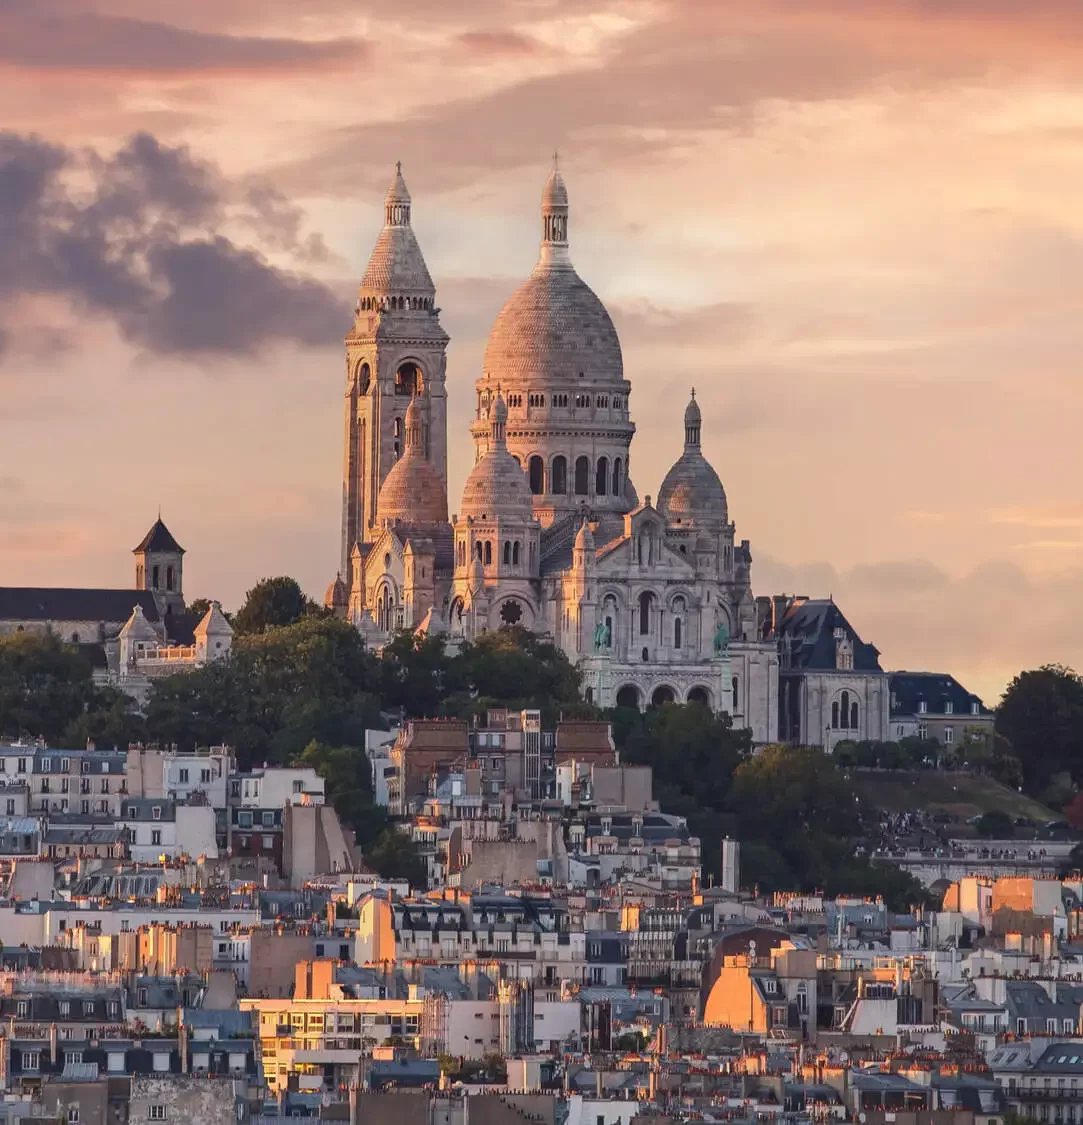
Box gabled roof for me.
[0,588,161,627]
[774,598,882,673]
[133,518,184,555]
[889,671,990,718]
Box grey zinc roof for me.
[889,671,989,717]
[774,599,882,672]
[0,588,161,626]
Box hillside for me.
[850,769,1060,834]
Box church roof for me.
[774,599,883,673]
[118,604,160,642]
[459,394,534,521]
[377,397,449,527]
[359,164,434,295]
[193,601,233,639]
[0,588,162,627]
[482,167,623,389]
[133,518,184,555]
[658,390,728,529]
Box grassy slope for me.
[850,769,1059,830]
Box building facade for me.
[332,164,778,741]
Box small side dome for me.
[377,393,449,526]
[459,394,533,520]
[324,574,348,610]
[658,390,728,529]
[574,520,595,552]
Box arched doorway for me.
[687,686,710,707]
[651,685,676,707]
[615,684,640,710]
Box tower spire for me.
[684,389,702,448]
[539,159,570,269]
[385,162,412,227]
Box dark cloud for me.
[0,131,348,360]
[456,31,546,57]
[0,2,362,72]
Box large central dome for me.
[482,168,623,387]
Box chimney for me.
[0,1034,8,1090]
[49,1022,58,1066]
[596,1070,603,1098]
[178,1007,188,1074]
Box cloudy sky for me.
[2,0,1082,704]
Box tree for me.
[0,633,101,744]
[975,809,1014,839]
[997,666,1083,794]
[364,828,427,887]
[232,576,320,635]
[186,598,213,619]
[145,615,381,768]
[299,741,388,850]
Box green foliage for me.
[145,616,383,769]
[975,809,1014,838]
[232,576,322,635]
[363,827,427,888]
[614,1030,648,1052]
[186,598,213,619]
[298,741,388,850]
[0,632,141,748]
[997,665,1083,793]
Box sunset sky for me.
[3,0,1083,704]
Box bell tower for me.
[340,164,450,587]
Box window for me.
[918,723,928,740]
[945,700,954,715]
[574,455,590,495]
[503,541,511,565]
[151,806,161,820]
[528,456,544,495]
[918,700,927,714]
[551,455,567,494]
[59,1000,70,1017]
[108,1001,119,1017]
[4,801,12,816]
[200,769,211,784]
[66,1050,83,1066]
[850,701,859,730]
[100,778,109,793]
[840,691,851,729]
[149,1107,165,1121]
[82,1001,93,1016]
[262,811,274,828]
[262,835,275,849]
[178,768,189,783]
[944,726,955,745]
[138,987,148,1004]
[17,1000,28,1016]
[60,757,69,771]
[17,758,26,774]
[23,1050,39,1071]
[673,617,681,649]
[152,1051,170,1073]
[80,800,89,815]
[126,805,137,818]
[291,780,303,794]
[831,701,839,729]
[166,565,175,591]
[484,540,492,565]
[612,458,623,496]
[151,831,161,847]
[68,1110,80,1125]
[638,591,653,636]
[42,757,52,771]
[151,565,160,589]
[732,676,740,710]
[595,457,609,497]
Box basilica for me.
[327,163,779,741]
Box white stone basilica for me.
[328,163,779,742]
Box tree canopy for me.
[997,665,1083,796]
[231,576,322,635]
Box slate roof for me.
[133,518,184,554]
[774,599,883,673]
[0,588,161,626]
[889,671,990,717]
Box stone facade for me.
[334,164,779,741]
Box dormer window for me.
[151,806,162,820]
[918,700,927,714]
[945,701,954,715]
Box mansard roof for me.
[774,598,883,673]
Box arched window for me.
[71,632,80,644]
[574,456,590,495]
[395,361,421,396]
[474,541,483,561]
[503,541,511,565]
[551,455,567,494]
[151,565,160,590]
[851,701,859,730]
[595,457,608,496]
[732,676,739,710]
[528,456,544,495]
[356,362,371,395]
[484,541,492,565]
[638,591,653,636]
[831,701,840,729]
[136,564,144,587]
[612,458,623,497]
[512,542,521,565]
[166,566,175,592]
[674,618,682,649]
[840,690,850,728]
[393,416,403,460]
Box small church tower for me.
[133,516,185,617]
